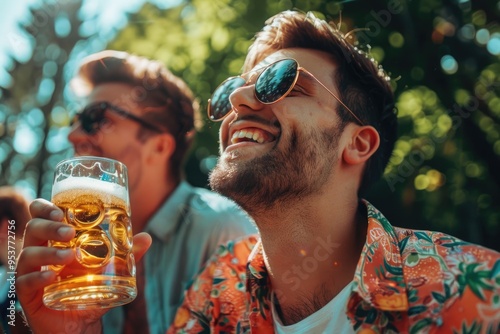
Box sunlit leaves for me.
[476,64,500,116]
[211,27,231,52]
[432,17,456,44]
[397,87,440,121]
[441,55,459,74]
[388,32,404,48]
[414,169,445,191]
[0,0,84,199]
[472,10,487,27]
[417,0,442,13]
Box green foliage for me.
[0,0,85,199]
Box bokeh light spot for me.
[441,55,458,74]
[388,32,404,48]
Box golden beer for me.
[43,157,136,310]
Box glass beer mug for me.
[43,156,136,310]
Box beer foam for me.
[52,177,128,202]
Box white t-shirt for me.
[272,282,355,334]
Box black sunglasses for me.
[207,58,364,125]
[72,102,164,135]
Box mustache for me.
[229,114,280,129]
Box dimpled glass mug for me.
[43,156,136,310]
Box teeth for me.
[231,129,265,144]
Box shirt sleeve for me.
[167,236,256,334]
[167,257,217,333]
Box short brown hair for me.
[71,50,200,181]
[244,11,398,195]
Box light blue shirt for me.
[102,181,256,334]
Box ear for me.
[145,133,176,164]
[343,126,380,165]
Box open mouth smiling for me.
[231,127,277,144]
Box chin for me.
[209,153,296,215]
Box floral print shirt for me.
[168,201,500,334]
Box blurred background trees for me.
[1,0,499,251]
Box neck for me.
[256,194,367,326]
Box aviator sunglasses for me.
[72,102,164,135]
[207,58,364,125]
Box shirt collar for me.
[245,239,275,331]
[247,238,266,279]
[145,180,193,241]
[350,200,409,312]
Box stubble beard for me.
[209,124,341,217]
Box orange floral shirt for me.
[168,201,500,333]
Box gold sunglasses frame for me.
[207,58,364,125]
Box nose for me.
[67,122,85,145]
[228,83,264,117]
[67,123,95,156]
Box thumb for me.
[132,232,152,262]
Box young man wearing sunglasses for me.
[17,50,255,334]
[16,10,500,334]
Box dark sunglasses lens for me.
[255,59,298,104]
[209,77,246,121]
[79,104,106,134]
